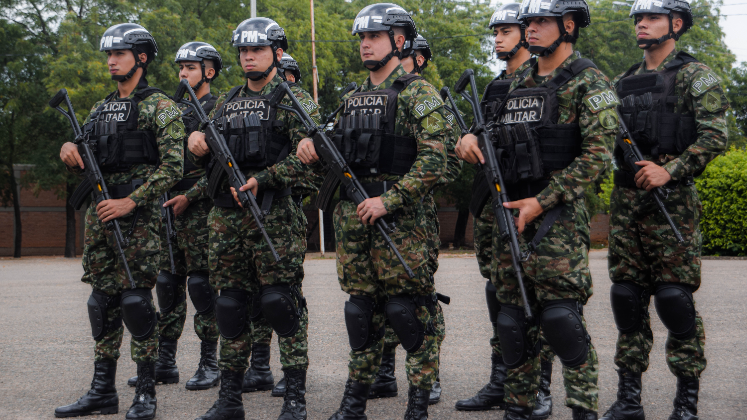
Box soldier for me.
[456,0,618,418]
[602,1,728,419]
[188,17,319,420]
[126,41,222,391]
[280,53,301,84]
[55,23,185,420]
[296,4,451,419]
[367,33,456,406]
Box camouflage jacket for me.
[509,52,616,211]
[336,64,450,212]
[190,74,322,195]
[178,92,216,202]
[613,49,729,180]
[80,82,185,208]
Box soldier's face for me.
[494,24,523,57]
[635,13,682,48]
[179,61,203,87]
[525,16,561,48]
[239,45,274,73]
[106,49,136,77]
[358,31,396,63]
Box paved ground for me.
[1,251,746,419]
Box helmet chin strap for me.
[191,61,212,92]
[245,49,279,81]
[637,13,678,49]
[364,30,401,72]
[528,17,574,57]
[497,29,529,60]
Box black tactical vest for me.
[481,59,537,124]
[492,59,594,199]
[181,94,217,174]
[615,51,699,158]
[332,74,421,177]
[83,87,165,173]
[211,85,291,172]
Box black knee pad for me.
[485,281,500,325]
[385,294,425,353]
[344,295,382,351]
[654,284,697,340]
[260,284,301,338]
[156,270,186,314]
[610,281,649,334]
[541,299,589,368]
[215,288,248,339]
[496,304,534,368]
[187,271,214,315]
[249,292,263,322]
[87,291,122,341]
[120,288,157,341]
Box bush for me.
[695,147,747,256]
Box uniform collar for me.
[638,49,679,74]
[362,64,408,91]
[521,51,580,88]
[241,73,285,96]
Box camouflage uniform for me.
[191,74,320,373]
[331,65,450,391]
[80,85,185,363]
[608,50,729,378]
[492,53,616,411]
[158,95,218,344]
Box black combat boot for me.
[186,340,221,390]
[272,375,287,397]
[668,376,699,420]
[404,386,430,420]
[502,404,533,420]
[126,362,157,420]
[572,406,598,420]
[242,344,274,392]
[533,360,553,419]
[369,351,397,398]
[54,359,119,417]
[278,369,307,420]
[328,378,370,420]
[600,368,644,420]
[428,375,441,405]
[127,338,180,386]
[455,352,507,410]
[196,370,245,420]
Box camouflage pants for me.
[335,200,441,390]
[158,193,218,343]
[493,199,598,411]
[209,196,308,372]
[608,184,706,378]
[383,192,445,354]
[81,199,160,363]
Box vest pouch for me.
[511,123,544,182]
[96,134,125,170]
[537,124,582,173]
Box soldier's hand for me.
[456,134,484,164]
[188,132,210,157]
[634,161,671,191]
[164,195,190,216]
[97,198,136,223]
[297,138,319,164]
[357,197,388,225]
[231,178,259,207]
[503,197,543,234]
[60,142,84,169]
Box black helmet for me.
[279,53,301,82]
[99,23,158,82]
[489,3,529,60]
[519,0,590,56]
[402,34,431,74]
[231,17,288,81]
[352,3,417,71]
[629,0,693,48]
[175,41,223,90]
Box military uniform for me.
[608,49,728,381]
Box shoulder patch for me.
[598,108,619,130]
[701,91,722,113]
[167,121,186,139]
[690,71,720,97]
[412,93,444,119]
[421,111,446,135]
[156,103,181,127]
[583,89,620,113]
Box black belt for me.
[170,177,200,192]
[108,179,145,199]
[340,181,396,201]
[214,187,292,210]
[614,170,694,189]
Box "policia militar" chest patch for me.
[345,94,388,116]
[100,101,132,123]
[224,98,271,120]
[500,96,544,124]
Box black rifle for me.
[49,88,135,287]
[269,81,416,279]
[615,100,684,243]
[159,192,177,274]
[175,79,280,261]
[454,69,532,319]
